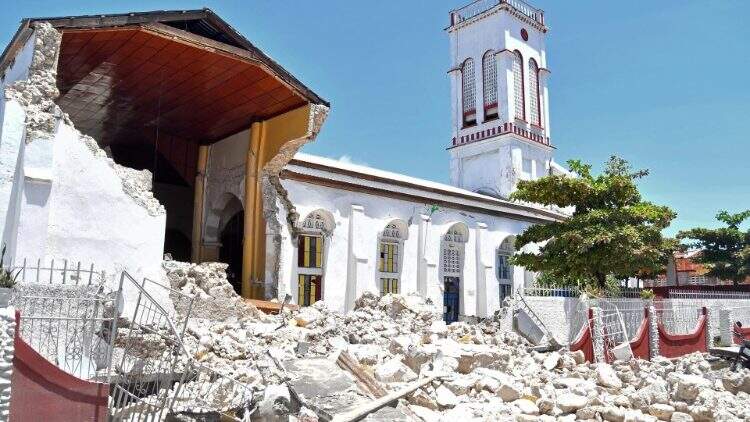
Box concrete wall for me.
[276,177,536,315]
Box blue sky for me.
[2,1,748,236]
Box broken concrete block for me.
[374,358,417,383]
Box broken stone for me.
[435,385,458,408]
[373,358,417,383]
[557,393,589,413]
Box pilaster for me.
[345,204,365,311]
[416,214,430,297]
[538,68,551,139]
[648,304,660,359]
[496,50,516,123]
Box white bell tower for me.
[447,0,556,199]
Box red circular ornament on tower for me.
[521,28,529,41]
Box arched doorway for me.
[441,222,468,323]
[218,195,244,295]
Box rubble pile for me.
[159,263,750,421]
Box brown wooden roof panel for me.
[55,26,310,147]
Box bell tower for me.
[447,0,556,199]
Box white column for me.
[539,68,551,140]
[474,223,494,318]
[474,59,484,126]
[496,50,515,123]
[416,214,430,297]
[345,204,365,311]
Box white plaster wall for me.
[450,135,553,198]
[204,129,249,242]
[523,296,584,344]
[10,121,168,312]
[0,99,26,262]
[0,33,37,263]
[277,178,536,316]
[0,33,36,88]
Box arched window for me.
[512,51,525,121]
[497,237,515,303]
[528,58,541,126]
[482,51,498,120]
[378,220,408,295]
[462,58,476,126]
[296,210,334,306]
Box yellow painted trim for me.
[191,145,209,262]
[242,122,262,298]
[241,103,324,299]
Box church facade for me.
[0,1,567,321]
[203,0,569,320]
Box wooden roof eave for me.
[0,9,329,108]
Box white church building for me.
[0,1,568,322]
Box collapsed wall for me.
[0,23,169,311]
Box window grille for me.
[512,51,525,120]
[462,58,476,125]
[528,59,541,126]
[443,245,462,274]
[497,253,512,280]
[482,51,498,119]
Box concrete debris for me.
[151,262,750,421]
[4,22,62,142]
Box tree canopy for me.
[677,210,750,286]
[510,156,676,289]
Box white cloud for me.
[335,154,369,167]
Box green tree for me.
[510,156,676,289]
[677,210,750,286]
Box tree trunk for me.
[596,273,607,289]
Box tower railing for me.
[450,0,545,26]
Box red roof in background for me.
[675,252,704,273]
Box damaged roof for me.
[0,8,328,107]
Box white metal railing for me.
[521,286,643,299]
[654,301,703,335]
[668,289,750,300]
[11,283,119,381]
[450,0,544,26]
[10,258,106,286]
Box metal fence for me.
[668,289,750,300]
[450,0,545,25]
[597,298,645,341]
[11,283,118,380]
[521,286,643,299]
[10,258,107,286]
[109,272,253,421]
[653,301,703,335]
[590,300,633,363]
